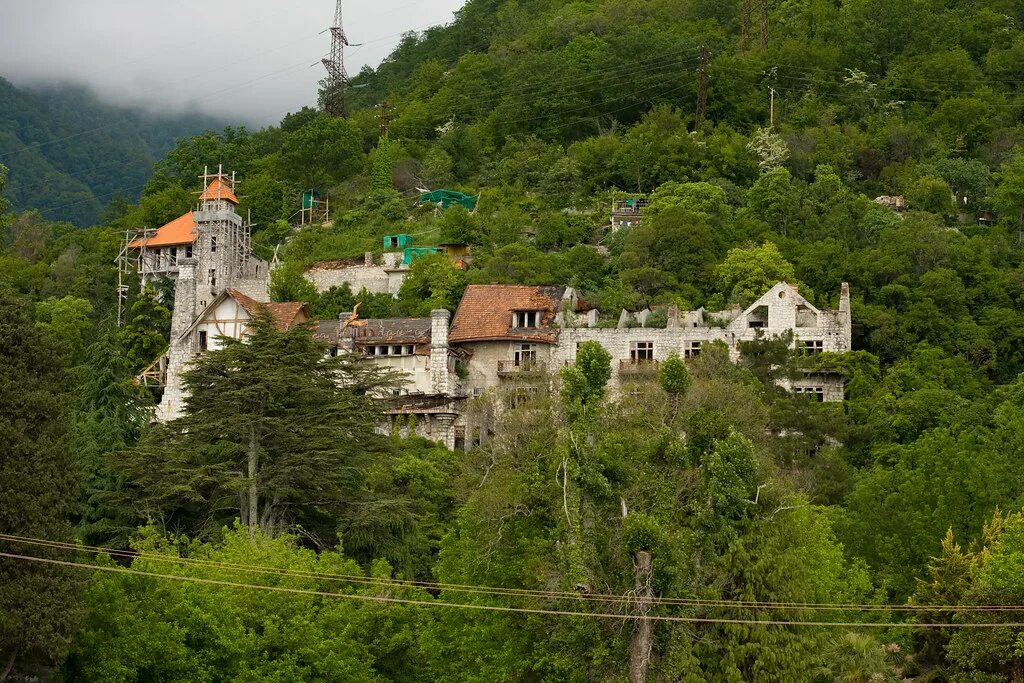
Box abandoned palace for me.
[127,173,853,450]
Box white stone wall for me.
[461,340,556,395]
[304,262,408,297]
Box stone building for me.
[147,277,852,447]
[157,287,308,420]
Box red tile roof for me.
[200,177,239,204]
[128,211,196,248]
[449,284,566,344]
[227,289,308,330]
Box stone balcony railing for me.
[497,360,546,376]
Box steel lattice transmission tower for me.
[322,0,350,118]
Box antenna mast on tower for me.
[322,1,350,118]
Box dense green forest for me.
[6,0,1024,679]
[0,78,224,226]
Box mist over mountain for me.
[0,78,226,226]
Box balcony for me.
[619,359,659,377]
[497,360,546,376]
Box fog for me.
[0,0,466,125]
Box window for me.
[405,345,415,355]
[209,269,216,287]
[799,339,824,355]
[684,341,702,358]
[513,310,540,328]
[198,330,208,352]
[170,247,178,265]
[328,346,339,357]
[747,305,769,329]
[794,386,824,401]
[210,236,217,252]
[379,345,390,356]
[630,341,654,362]
[514,343,537,367]
[186,245,193,258]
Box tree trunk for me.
[247,425,259,538]
[629,550,654,683]
[1,650,16,681]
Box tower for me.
[193,165,247,309]
[322,1,350,118]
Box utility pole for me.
[759,0,769,50]
[322,0,350,118]
[378,100,391,137]
[628,550,654,683]
[695,45,709,128]
[740,0,752,53]
[769,86,776,127]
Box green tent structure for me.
[419,189,478,210]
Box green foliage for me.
[67,526,433,681]
[396,253,466,316]
[716,243,796,305]
[113,312,398,541]
[0,287,84,676]
[268,262,318,303]
[0,78,223,226]
[659,353,692,397]
[116,285,170,372]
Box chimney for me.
[839,282,852,352]
[666,304,680,329]
[430,309,451,396]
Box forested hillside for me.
[5,0,1024,679]
[0,78,224,225]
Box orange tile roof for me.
[128,211,196,248]
[228,289,308,330]
[449,284,566,344]
[200,177,238,204]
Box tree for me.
[747,127,790,173]
[114,312,398,541]
[279,115,363,189]
[993,147,1024,235]
[746,167,800,236]
[0,287,84,678]
[67,526,432,681]
[117,284,170,373]
[715,242,796,305]
[269,262,318,303]
[396,253,467,317]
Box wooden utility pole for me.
[696,45,709,128]
[628,550,654,683]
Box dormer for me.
[512,309,542,329]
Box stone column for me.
[156,258,198,422]
[839,282,852,351]
[430,309,451,396]
[435,414,456,450]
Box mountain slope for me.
[0,78,225,226]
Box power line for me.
[4,549,1023,629]
[4,532,1022,614]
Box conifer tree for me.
[0,287,84,678]
[115,311,398,542]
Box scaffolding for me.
[299,189,330,226]
[115,228,149,327]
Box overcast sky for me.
[0,0,466,125]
